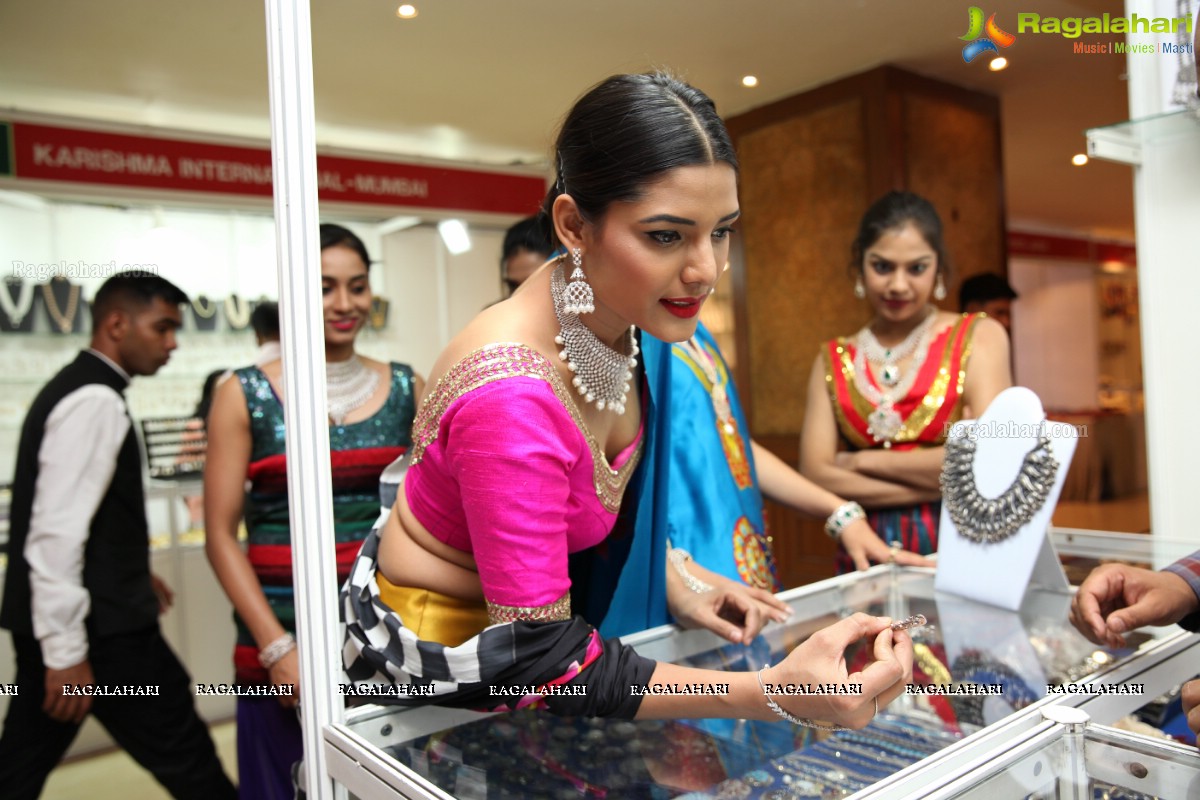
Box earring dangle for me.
[854,276,866,299]
[933,275,947,301]
[563,248,595,315]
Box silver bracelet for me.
[756,666,849,731]
[667,548,715,593]
[259,633,296,669]
[824,500,866,539]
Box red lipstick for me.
[660,297,703,319]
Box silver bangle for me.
[259,633,296,669]
[825,500,866,539]
[667,548,715,593]
[756,666,849,731]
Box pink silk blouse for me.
[404,344,643,618]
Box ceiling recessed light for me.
[396,4,418,19]
[988,57,1008,71]
[1072,153,1089,166]
[741,75,758,88]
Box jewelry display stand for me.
[0,278,38,333]
[934,387,1076,610]
[41,276,87,334]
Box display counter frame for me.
[320,554,1200,800]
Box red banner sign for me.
[5,120,547,215]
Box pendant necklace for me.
[0,279,35,328]
[326,355,380,426]
[43,279,81,334]
[682,337,735,435]
[941,429,1059,544]
[550,262,638,415]
[852,308,937,447]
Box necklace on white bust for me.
[0,279,35,328]
[224,294,252,329]
[551,262,638,415]
[326,355,380,425]
[43,279,81,334]
[852,307,938,447]
[941,429,1059,544]
[682,337,735,435]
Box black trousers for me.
[0,628,237,800]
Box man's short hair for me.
[959,272,1018,311]
[250,301,280,341]
[91,271,188,332]
[501,215,554,266]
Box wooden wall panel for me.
[903,93,1007,301]
[737,99,872,437]
[725,66,1004,587]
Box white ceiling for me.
[0,0,1140,238]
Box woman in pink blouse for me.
[344,73,913,726]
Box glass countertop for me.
[339,567,1168,800]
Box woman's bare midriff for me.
[377,491,485,602]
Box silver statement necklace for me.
[0,279,35,328]
[852,308,938,447]
[551,262,638,415]
[941,430,1060,544]
[326,355,380,425]
[857,306,937,387]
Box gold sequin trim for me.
[410,343,642,513]
[486,592,571,625]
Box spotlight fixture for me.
[396,4,417,19]
[437,219,471,254]
[741,75,759,87]
[1071,154,1088,166]
[988,57,1008,71]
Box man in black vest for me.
[0,272,236,799]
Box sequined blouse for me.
[822,314,982,452]
[231,360,416,685]
[403,343,643,620]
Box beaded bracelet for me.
[755,667,850,731]
[667,548,715,593]
[259,633,296,669]
[824,501,866,539]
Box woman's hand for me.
[268,648,301,709]
[667,557,792,645]
[839,520,935,571]
[766,613,912,729]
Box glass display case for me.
[322,561,1200,799]
[870,707,1200,800]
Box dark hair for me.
[320,223,371,267]
[91,271,188,332]
[850,191,951,281]
[959,273,1017,310]
[193,368,227,423]
[501,215,555,266]
[541,73,738,246]
[250,301,280,340]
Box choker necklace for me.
[551,262,638,415]
[857,307,937,387]
[43,279,81,334]
[682,337,734,434]
[326,355,380,425]
[225,294,252,329]
[941,429,1059,544]
[0,279,35,328]
[852,309,938,447]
